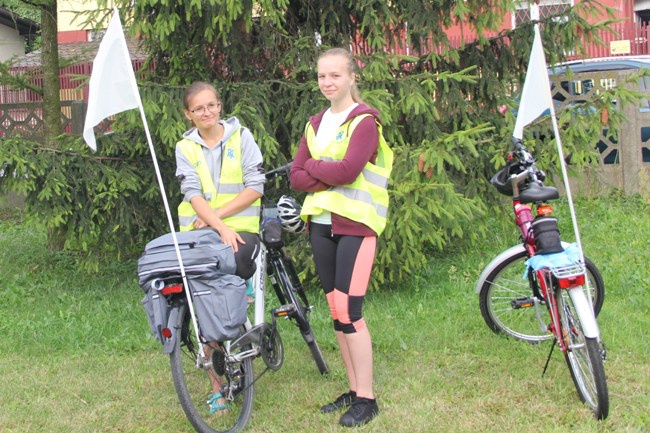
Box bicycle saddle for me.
[518,181,559,204]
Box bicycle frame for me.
[251,241,268,328]
[222,237,281,366]
[536,266,601,348]
[512,182,601,344]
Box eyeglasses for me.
[189,101,221,116]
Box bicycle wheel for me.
[479,249,604,343]
[557,288,609,419]
[169,302,255,433]
[271,252,330,374]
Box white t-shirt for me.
[311,103,358,225]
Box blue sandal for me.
[207,392,229,414]
[245,279,255,304]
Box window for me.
[513,1,573,28]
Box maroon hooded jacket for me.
[290,103,382,237]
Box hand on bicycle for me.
[194,213,246,252]
[217,225,245,253]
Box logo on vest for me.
[335,131,344,141]
[227,147,235,160]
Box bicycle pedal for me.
[272,304,296,318]
[511,297,534,309]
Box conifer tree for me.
[2,1,630,285]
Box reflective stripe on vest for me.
[177,128,260,232]
[301,114,393,235]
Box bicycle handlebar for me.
[492,138,549,196]
[264,162,293,180]
[506,137,550,197]
[511,138,535,166]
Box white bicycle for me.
[158,163,328,433]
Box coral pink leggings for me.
[309,222,376,334]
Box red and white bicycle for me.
[476,139,609,419]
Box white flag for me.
[513,25,554,139]
[83,8,141,151]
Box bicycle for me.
[475,139,609,419]
[252,162,329,376]
[139,163,329,433]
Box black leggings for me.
[234,232,260,280]
[309,223,377,334]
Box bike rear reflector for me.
[536,205,553,216]
[162,327,173,339]
[558,274,585,289]
[162,284,183,295]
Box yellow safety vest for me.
[177,128,260,233]
[301,114,393,235]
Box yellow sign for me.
[610,40,631,55]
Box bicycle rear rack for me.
[549,262,585,279]
[547,263,586,289]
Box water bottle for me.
[515,203,533,241]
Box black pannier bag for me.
[531,216,564,255]
[137,229,247,343]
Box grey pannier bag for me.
[137,228,248,343]
[188,272,247,341]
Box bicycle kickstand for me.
[542,341,556,377]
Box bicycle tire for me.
[300,324,329,375]
[557,288,609,419]
[169,302,255,433]
[271,253,330,375]
[279,268,330,375]
[478,250,604,343]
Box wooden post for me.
[621,70,641,194]
[70,100,86,135]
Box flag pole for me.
[109,7,205,357]
[545,62,586,265]
[529,3,586,269]
[134,96,206,356]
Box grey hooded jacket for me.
[175,116,265,210]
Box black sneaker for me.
[320,391,356,413]
[339,397,379,427]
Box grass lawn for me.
[0,194,648,433]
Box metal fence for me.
[0,59,145,137]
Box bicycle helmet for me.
[277,195,305,233]
[490,160,527,196]
[490,164,515,196]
